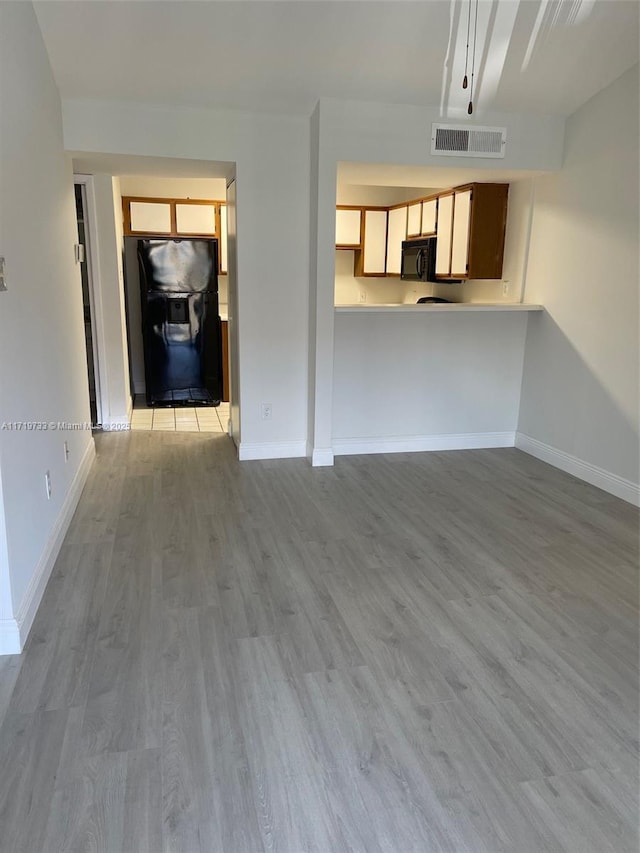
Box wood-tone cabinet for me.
[420,198,437,235]
[335,207,363,248]
[386,206,407,276]
[129,201,172,234]
[435,193,453,276]
[355,209,387,276]
[123,196,228,276]
[334,182,507,281]
[175,203,216,235]
[435,183,508,280]
[406,202,422,238]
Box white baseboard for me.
[311,447,335,467]
[0,440,97,655]
[515,432,640,507]
[0,620,21,655]
[238,440,307,461]
[333,431,516,457]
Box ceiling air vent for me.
[431,124,507,159]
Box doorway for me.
[74,182,100,426]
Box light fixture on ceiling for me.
[463,0,479,115]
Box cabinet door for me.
[386,206,407,275]
[435,194,453,275]
[421,199,437,235]
[335,209,362,247]
[362,210,387,274]
[406,203,421,238]
[451,189,472,277]
[175,203,216,235]
[130,201,172,234]
[219,204,228,274]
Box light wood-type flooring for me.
[0,431,638,853]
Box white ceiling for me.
[35,0,639,119]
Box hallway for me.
[0,432,637,852]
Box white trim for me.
[515,433,640,507]
[0,620,21,655]
[333,431,516,457]
[238,440,306,461]
[311,447,335,467]
[4,440,96,655]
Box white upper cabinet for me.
[175,203,216,235]
[451,189,472,277]
[362,210,387,275]
[386,206,407,275]
[406,203,421,238]
[129,201,172,234]
[435,194,453,275]
[336,208,362,247]
[421,198,437,235]
[219,205,228,274]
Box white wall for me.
[64,97,310,458]
[518,65,639,504]
[333,311,528,453]
[118,175,226,199]
[88,174,131,423]
[0,3,95,652]
[336,185,439,206]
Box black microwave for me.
[401,237,437,282]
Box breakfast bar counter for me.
[335,303,544,313]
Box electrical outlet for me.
[44,470,52,500]
[64,441,70,462]
[261,403,272,421]
[358,291,367,303]
[502,281,510,297]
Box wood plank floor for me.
[0,431,637,852]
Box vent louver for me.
[431,124,507,158]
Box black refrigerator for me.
[137,238,222,407]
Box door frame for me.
[74,175,108,427]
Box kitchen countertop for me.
[335,303,543,313]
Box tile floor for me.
[129,396,230,433]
